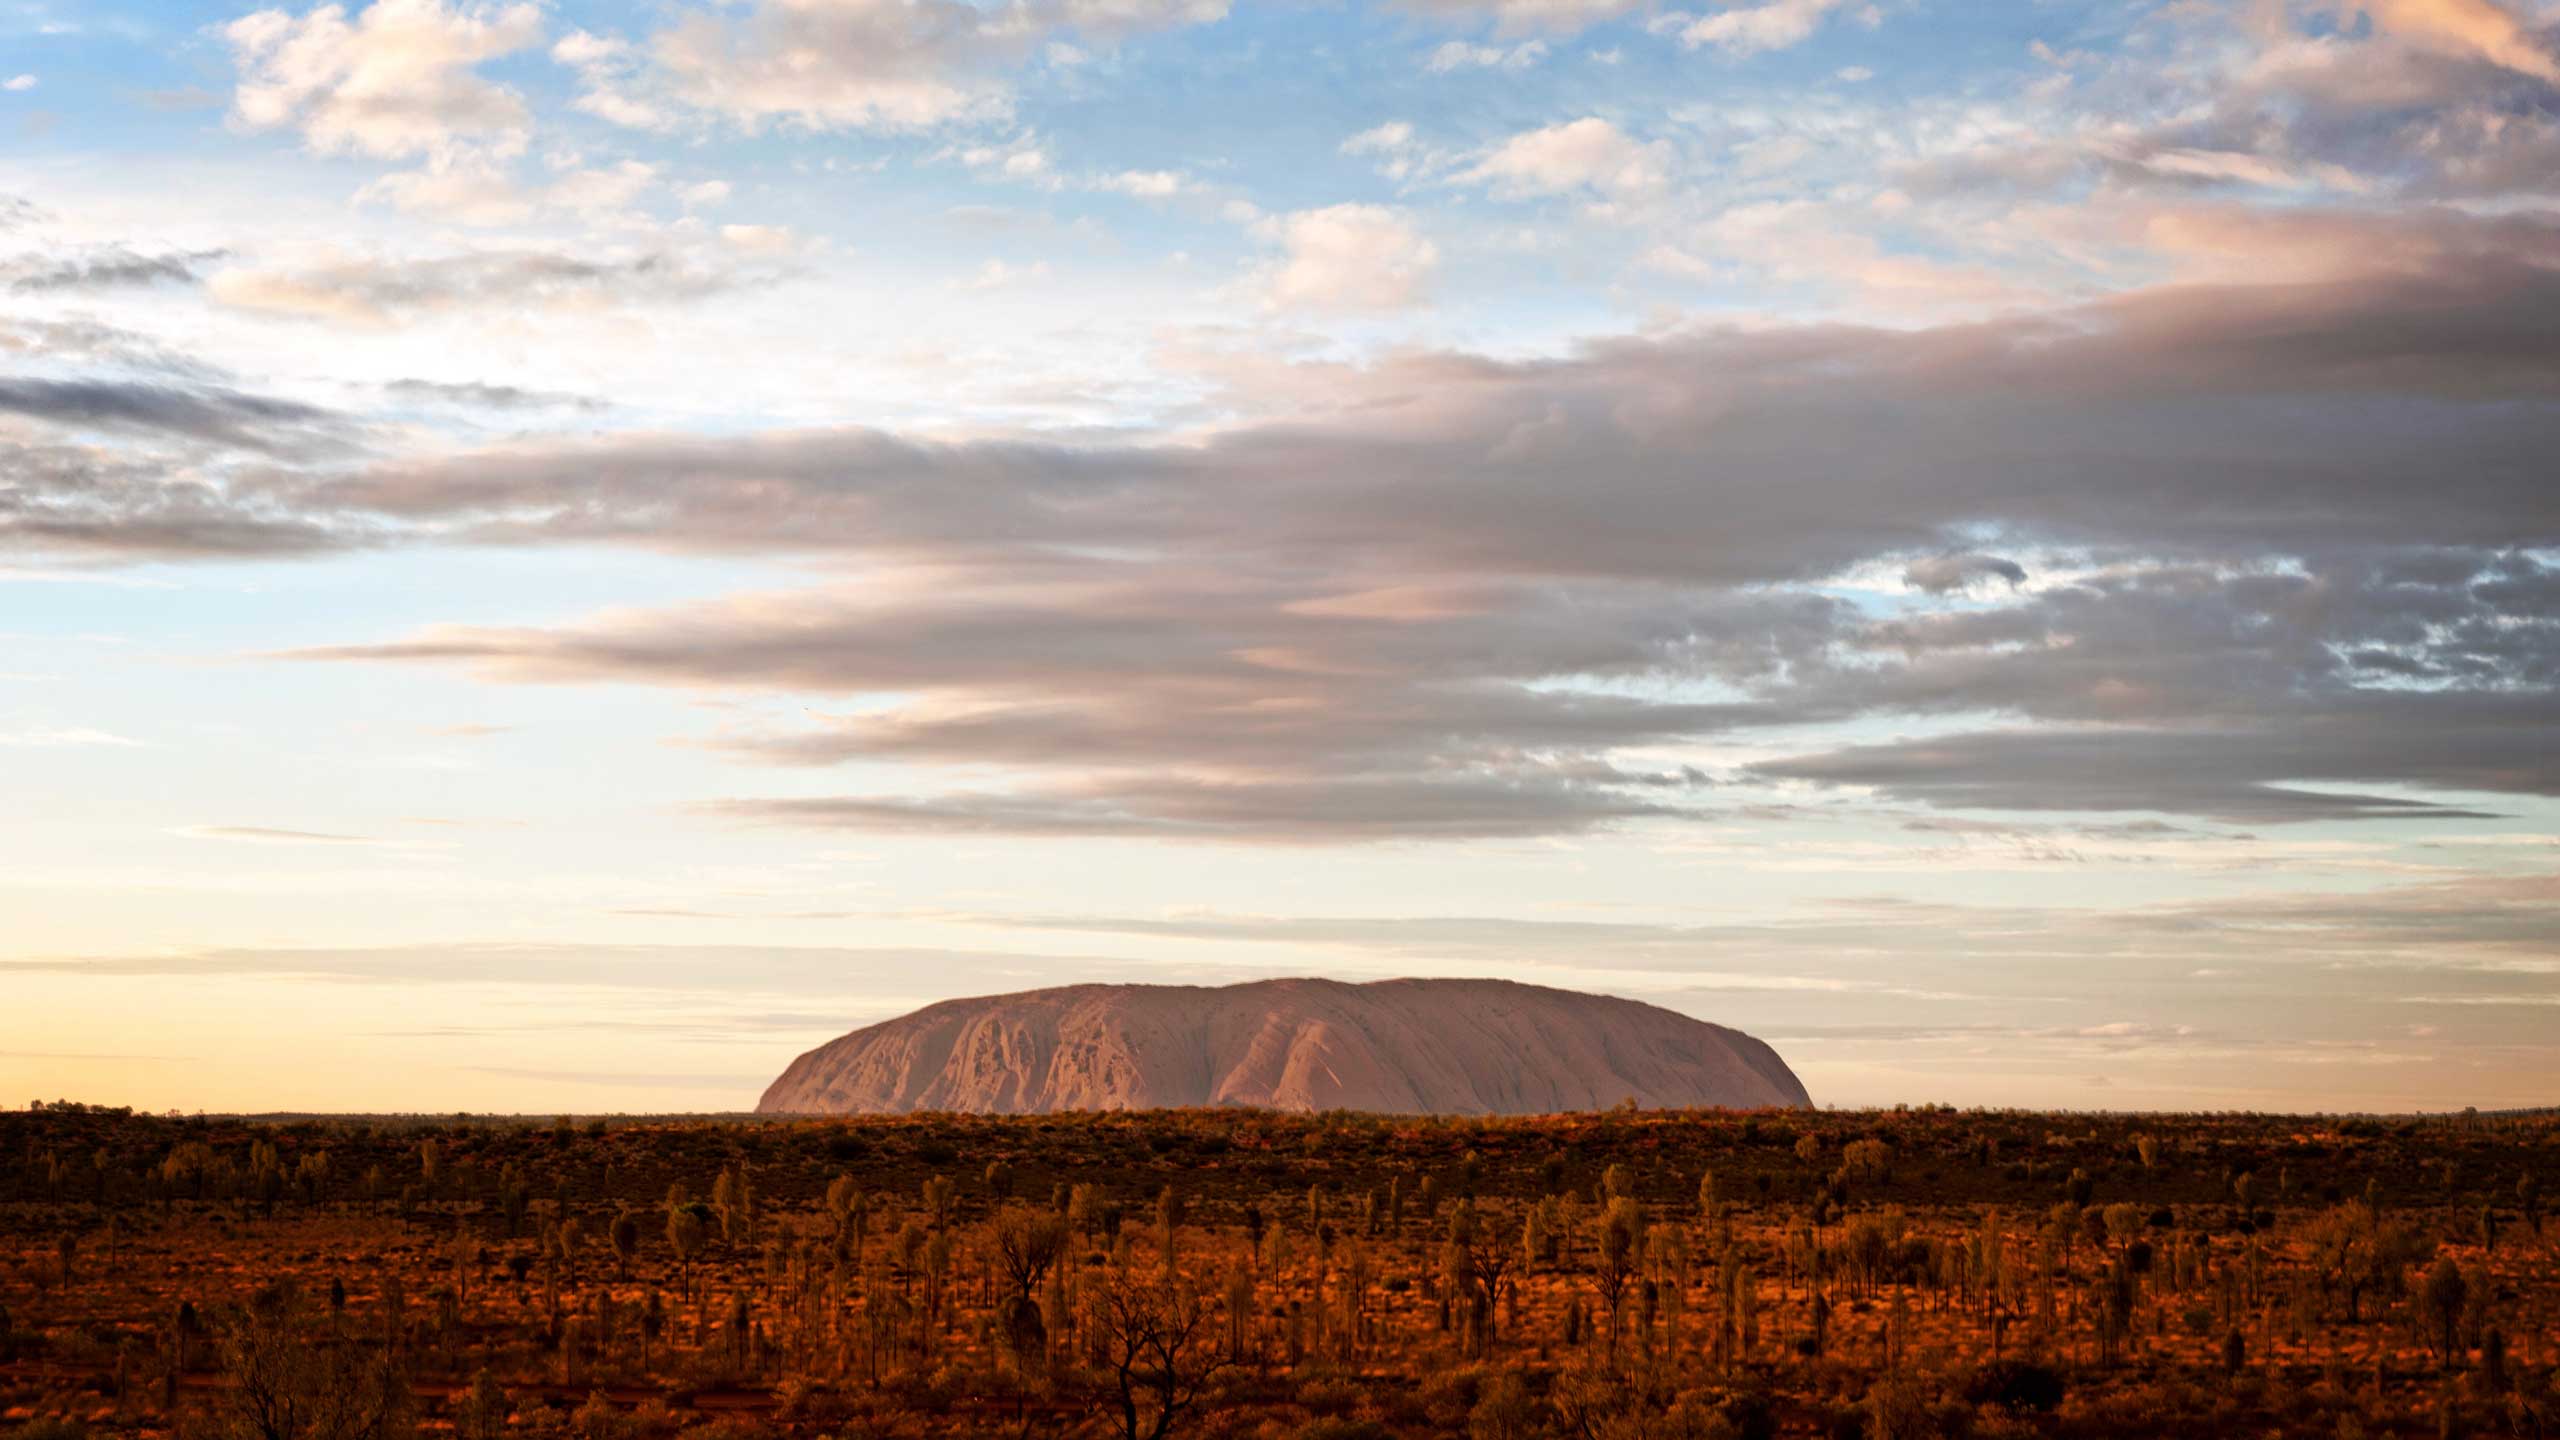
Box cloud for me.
[549,159,660,214]
[351,159,531,225]
[1902,552,2027,593]
[1256,204,1439,311]
[956,258,1051,291]
[1393,0,1639,37]
[383,378,603,411]
[1341,121,1440,182]
[976,872,2560,970]
[974,872,2560,1048]
[642,0,1229,133]
[1661,0,1845,55]
[209,247,771,327]
[1343,121,1415,155]
[1746,556,2560,820]
[223,0,545,160]
[276,573,1802,839]
[1460,117,1670,199]
[246,227,2560,570]
[0,317,222,377]
[0,727,142,747]
[5,75,37,93]
[0,377,338,453]
[718,223,800,256]
[1754,726,2523,824]
[353,157,662,228]
[1425,38,1549,71]
[550,30,669,131]
[2351,0,2560,84]
[698,771,1701,842]
[0,443,350,559]
[0,940,1167,997]
[1902,4,2560,216]
[3,246,227,292]
[12,214,2559,834]
[283,550,2560,834]
[175,825,383,845]
[1095,169,1189,198]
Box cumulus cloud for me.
[352,156,662,227]
[223,0,545,160]
[1460,117,1670,199]
[1256,204,1439,310]
[551,29,669,131]
[1340,121,1442,182]
[1095,169,1190,198]
[353,159,533,226]
[641,0,1229,133]
[1661,0,1845,55]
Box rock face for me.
[758,977,1811,1115]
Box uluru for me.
[758,977,1811,1115]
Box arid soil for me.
[1,1102,2554,1439]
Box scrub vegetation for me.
[1,1101,2554,1439]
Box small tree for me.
[221,1288,411,1440]
[993,1204,1070,1309]
[555,1215,584,1286]
[609,1211,639,1279]
[825,1173,864,1254]
[1089,1262,1231,1440]
[2420,1257,2467,1369]
[666,1204,709,1301]
[1590,1198,1645,1362]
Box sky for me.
[2,0,2557,1116]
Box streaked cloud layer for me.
[2,0,2555,1112]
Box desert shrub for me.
[1297,1374,1367,1417]
[1469,1372,1536,1440]
[621,1404,682,1440]
[1963,1361,2064,1414]
[1704,1390,1779,1440]
[671,1420,769,1440]
[219,1288,411,1440]
[1291,1422,1392,1440]
[1865,1376,1932,1440]
[1420,1366,1483,1428]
